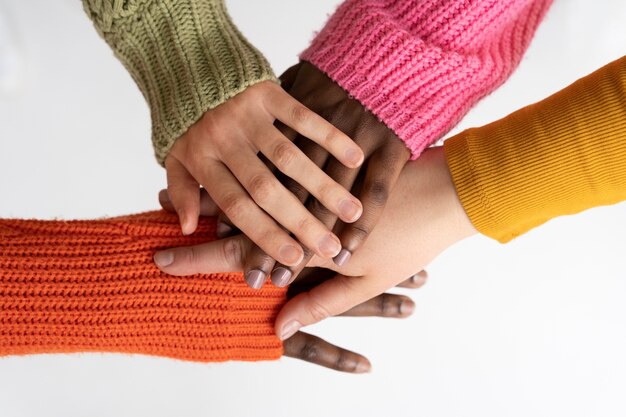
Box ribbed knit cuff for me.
[301,0,551,159]
[83,0,277,165]
[444,56,626,243]
[0,211,285,362]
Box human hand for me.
[154,147,477,339]
[228,62,412,289]
[282,270,427,373]
[164,80,365,268]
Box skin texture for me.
[164,80,365,268]
[154,147,477,342]
[218,62,412,290]
[158,188,428,373]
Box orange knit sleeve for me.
[0,211,286,362]
[444,55,626,243]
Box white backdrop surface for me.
[0,1,625,416]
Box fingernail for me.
[245,269,266,289]
[333,249,351,266]
[271,267,292,287]
[338,199,362,222]
[345,148,363,167]
[318,233,341,257]
[279,244,302,265]
[153,251,174,267]
[355,359,372,374]
[400,299,415,316]
[279,320,302,341]
[216,222,233,238]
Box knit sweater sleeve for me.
[82,0,276,165]
[444,56,626,243]
[0,211,285,362]
[301,0,552,159]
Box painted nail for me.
[280,320,302,341]
[338,199,362,222]
[333,249,351,266]
[153,251,174,267]
[318,233,341,257]
[345,148,363,167]
[272,267,293,287]
[245,269,266,289]
[216,222,233,238]
[355,359,372,373]
[279,244,302,265]
[400,299,415,316]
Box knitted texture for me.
[0,211,286,362]
[82,0,276,165]
[445,55,626,243]
[301,0,553,159]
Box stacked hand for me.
[156,146,477,341]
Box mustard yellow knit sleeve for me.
[444,56,626,243]
[82,0,276,165]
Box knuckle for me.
[300,340,321,362]
[272,141,298,171]
[307,294,333,323]
[248,174,275,205]
[348,223,371,243]
[290,104,310,125]
[379,294,398,317]
[334,351,357,372]
[221,192,246,220]
[221,237,244,267]
[364,179,389,207]
[296,216,314,236]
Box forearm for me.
[0,211,285,362]
[444,55,626,242]
[82,0,276,164]
[301,0,553,158]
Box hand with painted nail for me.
[282,269,426,373]
[154,146,477,339]
[164,80,364,269]
[234,62,411,289]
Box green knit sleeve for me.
[83,0,277,165]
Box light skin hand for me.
[154,146,477,339]
[231,63,412,289]
[162,80,365,268]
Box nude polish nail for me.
[271,267,292,287]
[245,269,266,289]
[333,249,351,266]
[153,251,174,268]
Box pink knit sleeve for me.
[300,0,553,158]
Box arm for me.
[241,0,553,289]
[82,0,365,267]
[156,55,626,338]
[445,55,626,242]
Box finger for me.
[256,126,363,224]
[265,86,364,169]
[340,293,415,318]
[216,212,237,238]
[223,148,342,259]
[165,156,201,235]
[278,64,301,92]
[396,270,429,289]
[334,149,405,266]
[275,273,389,340]
[153,235,247,275]
[282,331,371,374]
[159,188,220,217]
[200,162,305,266]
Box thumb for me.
[275,273,386,340]
[153,235,246,276]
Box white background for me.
[1,1,626,416]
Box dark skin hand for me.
[159,190,427,373]
[218,62,411,289]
